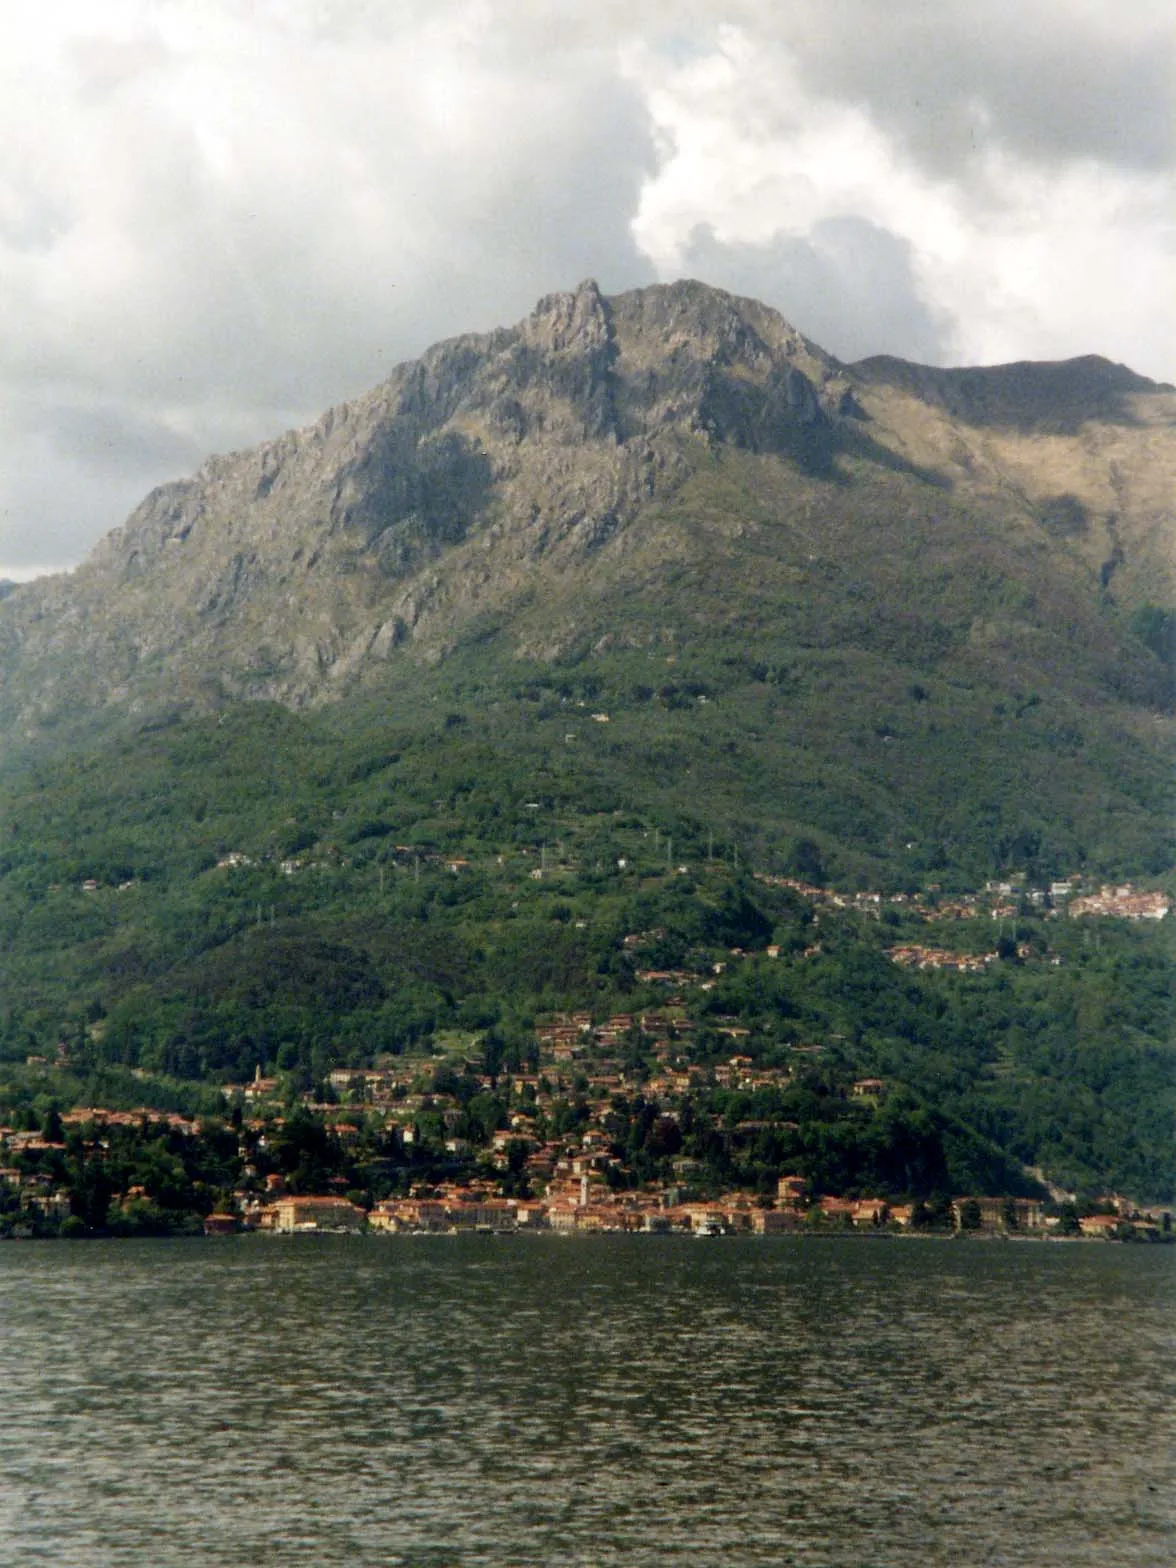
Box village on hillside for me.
[3,1016,1171,1242]
[4,858,1170,1243]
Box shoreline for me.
[4,1224,1168,1246]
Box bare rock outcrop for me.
[0,278,1171,735]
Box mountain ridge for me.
[0,278,1172,885]
[2,277,1172,733]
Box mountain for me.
[2,279,1173,711]
[1,278,1172,880]
[0,279,844,721]
[0,281,1172,1204]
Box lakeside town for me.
[245,1180,1165,1241]
[2,1036,1170,1242]
[3,866,1170,1243]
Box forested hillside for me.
[0,679,1171,1202]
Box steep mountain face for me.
[2,278,1171,738]
[0,281,841,726]
[849,352,1176,613]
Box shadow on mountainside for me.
[851,354,1170,434]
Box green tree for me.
[958,1198,983,1231]
[1055,1202,1081,1236]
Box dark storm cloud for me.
[30,403,203,476]
[768,1,1174,178]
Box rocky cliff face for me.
[0,279,1173,735]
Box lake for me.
[0,1235,1171,1566]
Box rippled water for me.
[0,1235,1171,1566]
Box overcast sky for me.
[1,0,1172,578]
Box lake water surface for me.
[0,1235,1171,1566]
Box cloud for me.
[678,218,949,365]
[761,0,1175,178]
[0,1,657,572]
[626,17,1174,377]
[0,1,1170,574]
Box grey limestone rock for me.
[0,278,1172,735]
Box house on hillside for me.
[851,1078,886,1102]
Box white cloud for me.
[624,21,1174,374]
[923,153,1175,370]
[0,0,656,572]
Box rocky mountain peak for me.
[0,280,1171,736]
[526,278,612,355]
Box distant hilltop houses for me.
[1065,885,1170,920]
[63,843,1170,925]
[756,873,1169,922]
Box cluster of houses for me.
[756,873,1169,923]
[303,1032,822,1154]
[222,1178,1165,1240]
[887,945,1000,974]
[4,1091,1168,1243]
[1066,885,1170,920]
[0,1106,207,1224]
[884,941,1059,972]
[532,1005,764,1066]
